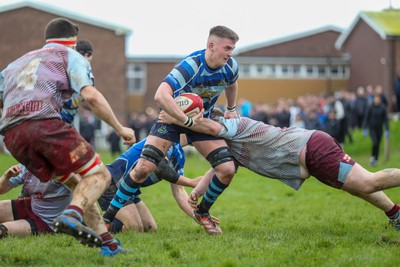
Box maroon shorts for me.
[12,197,53,234]
[306,131,355,189]
[3,119,95,182]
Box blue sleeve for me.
[67,49,94,93]
[228,58,239,85]
[8,164,26,188]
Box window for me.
[264,65,275,77]
[293,65,301,77]
[240,64,251,77]
[317,65,326,77]
[127,63,146,94]
[256,65,263,75]
[237,63,348,79]
[306,65,315,77]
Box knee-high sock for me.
[103,175,141,221]
[198,174,228,213]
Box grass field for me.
[1,124,400,266]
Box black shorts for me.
[306,131,356,189]
[149,121,221,143]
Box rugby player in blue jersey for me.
[103,25,240,235]
[100,137,207,233]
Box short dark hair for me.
[209,25,239,43]
[76,40,93,56]
[44,18,79,40]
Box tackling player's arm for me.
[0,165,22,194]
[154,82,189,125]
[158,110,223,136]
[170,183,196,218]
[80,85,135,145]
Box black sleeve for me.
[153,158,180,184]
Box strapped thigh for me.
[140,144,164,166]
[206,147,234,168]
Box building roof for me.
[0,0,132,36]
[234,25,343,55]
[335,9,400,49]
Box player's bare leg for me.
[135,201,157,232]
[343,163,400,229]
[103,136,172,224]
[343,164,400,193]
[54,164,110,248]
[115,204,145,232]
[191,139,235,235]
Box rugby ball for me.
[175,93,203,118]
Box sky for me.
[1,0,399,56]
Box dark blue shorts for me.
[149,121,221,143]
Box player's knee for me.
[134,144,164,180]
[0,224,8,239]
[143,222,157,232]
[140,144,164,166]
[121,218,145,232]
[206,147,235,174]
[345,176,377,194]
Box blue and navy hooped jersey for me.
[164,49,239,118]
[60,92,83,124]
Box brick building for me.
[0,1,131,124]
[336,9,400,112]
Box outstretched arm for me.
[80,85,135,145]
[176,176,202,188]
[0,165,22,194]
[170,183,196,218]
[158,110,223,136]
[188,168,214,210]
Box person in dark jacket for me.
[363,94,389,167]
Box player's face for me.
[212,38,236,67]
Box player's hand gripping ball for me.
[175,93,203,118]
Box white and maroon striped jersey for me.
[0,43,93,133]
[217,117,315,190]
[8,164,72,230]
